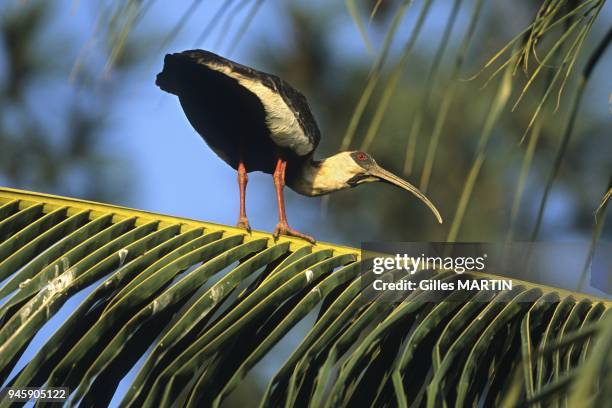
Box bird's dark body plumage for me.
[156,49,443,242]
[156,50,320,174]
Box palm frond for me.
[577,179,611,290]
[446,48,516,242]
[0,187,609,406]
[226,0,264,55]
[194,0,236,47]
[401,0,463,180]
[531,26,611,241]
[340,0,416,151]
[359,0,433,152]
[345,0,373,54]
[595,186,612,222]
[417,0,483,187]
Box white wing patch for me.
[203,62,314,156]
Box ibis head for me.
[288,151,443,224]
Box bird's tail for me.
[155,53,188,95]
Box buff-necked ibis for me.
[156,50,442,243]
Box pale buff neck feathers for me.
[289,152,364,196]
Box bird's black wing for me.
[157,50,321,159]
[272,76,322,154]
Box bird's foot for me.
[273,222,316,244]
[236,216,252,233]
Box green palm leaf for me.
[0,187,609,407]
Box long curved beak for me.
[369,165,443,224]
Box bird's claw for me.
[273,222,316,244]
[236,217,252,233]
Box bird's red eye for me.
[357,152,367,161]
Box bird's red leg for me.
[236,160,251,232]
[273,157,315,243]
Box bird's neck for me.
[288,155,355,196]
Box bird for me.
[156,49,442,243]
